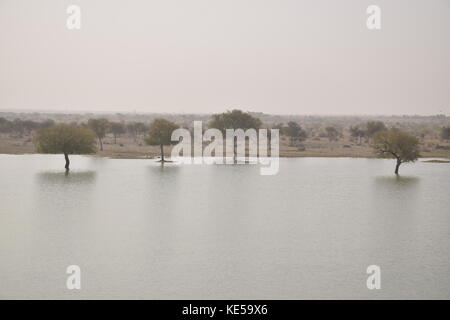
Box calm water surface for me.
[0,154,449,299]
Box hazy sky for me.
[0,0,449,115]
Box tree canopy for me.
[371,128,420,174]
[209,109,262,132]
[145,118,179,162]
[33,125,97,170]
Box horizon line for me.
[0,108,448,118]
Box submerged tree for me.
[371,128,420,175]
[144,118,179,162]
[87,118,110,151]
[33,125,97,170]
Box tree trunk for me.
[160,144,165,162]
[64,153,70,171]
[99,137,103,151]
[395,159,401,175]
[114,134,117,144]
[233,137,237,163]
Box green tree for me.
[209,109,262,132]
[440,126,450,141]
[144,118,179,162]
[110,122,126,144]
[366,121,387,139]
[209,109,262,159]
[33,125,97,170]
[285,121,307,146]
[371,128,420,175]
[87,118,110,151]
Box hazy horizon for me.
[0,107,448,118]
[1,0,449,115]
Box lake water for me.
[0,154,449,299]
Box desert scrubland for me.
[1,111,449,159]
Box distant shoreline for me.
[1,151,449,162]
[2,137,450,159]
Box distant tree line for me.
[0,117,150,146]
[3,115,449,148]
[0,118,55,136]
